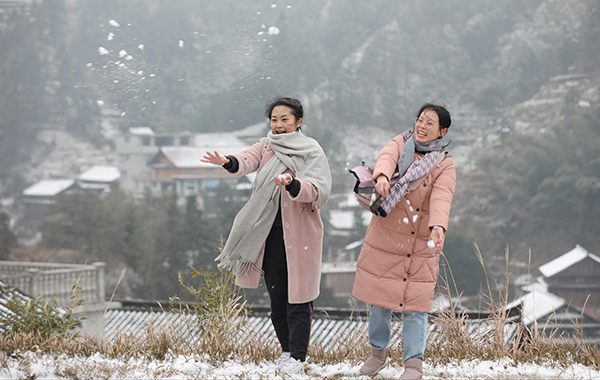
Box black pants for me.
[263,221,313,362]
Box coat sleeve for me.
[372,135,405,182]
[228,138,264,176]
[287,178,319,204]
[428,158,456,231]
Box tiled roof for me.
[0,281,68,334]
[539,245,600,278]
[100,303,521,349]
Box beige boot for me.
[359,345,388,376]
[400,357,423,380]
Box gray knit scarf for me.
[215,130,332,277]
[396,129,448,177]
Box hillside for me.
[0,0,598,297]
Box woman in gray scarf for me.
[201,96,332,377]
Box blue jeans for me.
[368,305,428,361]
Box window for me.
[180,136,189,146]
[155,136,174,146]
[203,180,219,189]
[142,136,151,146]
[187,181,195,190]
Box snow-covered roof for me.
[344,240,363,250]
[0,281,31,334]
[193,133,250,149]
[159,141,250,168]
[157,147,219,168]
[23,179,75,197]
[329,210,354,229]
[128,127,155,136]
[1,281,69,335]
[538,245,600,278]
[78,165,120,183]
[233,122,268,139]
[508,288,565,327]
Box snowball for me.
[427,240,435,248]
[107,33,114,41]
[98,47,109,55]
[97,100,104,106]
[138,44,144,51]
[108,20,120,27]
[86,63,93,68]
[268,26,280,35]
[125,55,133,60]
[179,40,184,48]
[118,50,127,58]
[579,100,591,108]
[271,4,277,8]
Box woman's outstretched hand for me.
[201,151,229,166]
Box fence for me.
[0,261,106,307]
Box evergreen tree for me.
[0,212,18,260]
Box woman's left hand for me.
[428,227,445,248]
[273,173,293,187]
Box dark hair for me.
[415,102,451,130]
[264,96,304,121]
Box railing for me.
[0,261,106,307]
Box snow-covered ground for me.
[1,352,599,379]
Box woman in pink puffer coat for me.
[353,103,456,380]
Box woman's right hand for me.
[375,175,390,197]
[201,151,230,166]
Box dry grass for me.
[1,247,598,373]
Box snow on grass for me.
[1,352,598,379]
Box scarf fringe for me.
[216,253,265,277]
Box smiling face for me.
[270,105,302,134]
[414,108,447,143]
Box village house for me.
[77,165,120,193]
[141,133,254,205]
[114,127,193,196]
[537,245,600,319]
[21,179,79,222]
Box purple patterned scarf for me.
[370,131,448,217]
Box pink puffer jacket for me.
[352,134,456,312]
